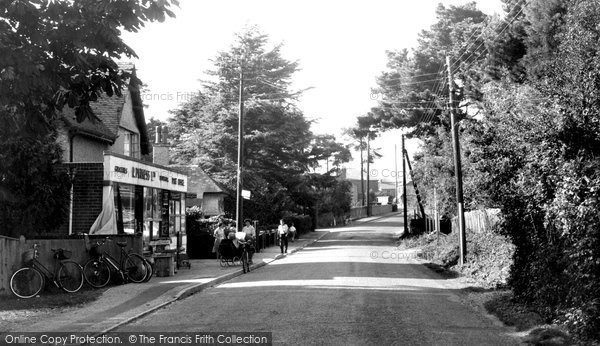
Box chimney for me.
[153,125,170,166]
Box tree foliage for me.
[366,0,600,340]
[0,0,178,127]
[169,27,351,224]
[0,0,178,237]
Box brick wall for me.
[55,163,104,235]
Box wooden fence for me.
[451,208,501,234]
[0,234,142,296]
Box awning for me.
[89,185,117,234]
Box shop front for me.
[91,153,188,256]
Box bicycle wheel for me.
[83,259,111,288]
[58,260,84,293]
[124,253,147,283]
[142,258,153,283]
[242,251,250,273]
[10,267,44,299]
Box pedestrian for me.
[277,219,289,254]
[241,219,256,264]
[212,221,226,259]
[289,222,297,242]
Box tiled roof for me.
[60,62,149,154]
[170,165,226,195]
[91,93,125,136]
[61,106,117,142]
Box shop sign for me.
[104,154,187,192]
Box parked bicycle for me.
[83,237,148,288]
[10,244,84,299]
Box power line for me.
[451,0,526,70]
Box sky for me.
[122,0,504,180]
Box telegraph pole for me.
[235,69,244,232]
[446,56,467,264]
[366,133,371,217]
[394,144,398,205]
[360,137,365,207]
[402,134,408,235]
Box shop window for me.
[115,183,135,234]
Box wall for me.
[72,135,106,162]
[0,234,142,296]
[203,193,224,216]
[55,163,104,235]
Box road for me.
[117,214,520,345]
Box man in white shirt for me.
[277,219,289,254]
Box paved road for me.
[117,214,520,345]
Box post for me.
[402,135,408,234]
[235,70,244,232]
[435,187,439,245]
[366,134,371,217]
[360,137,365,207]
[446,56,467,264]
[394,144,398,205]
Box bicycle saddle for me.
[116,242,128,247]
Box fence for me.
[451,208,501,234]
[0,234,142,296]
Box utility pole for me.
[434,187,440,245]
[366,133,371,217]
[235,69,244,232]
[402,134,408,235]
[360,137,365,207]
[394,144,398,205]
[446,56,467,265]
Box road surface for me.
[117,214,519,345]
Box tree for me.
[0,0,178,237]
[472,0,600,339]
[169,27,350,224]
[0,0,179,128]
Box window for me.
[115,183,135,234]
[123,132,140,158]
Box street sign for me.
[242,189,251,200]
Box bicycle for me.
[10,244,84,299]
[217,240,252,273]
[82,237,148,288]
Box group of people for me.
[211,218,298,258]
[212,219,256,264]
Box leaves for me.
[168,27,351,224]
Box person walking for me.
[277,219,289,254]
[212,222,226,259]
[289,222,297,242]
[242,219,256,264]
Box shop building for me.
[55,64,187,252]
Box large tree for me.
[169,27,350,224]
[0,0,178,237]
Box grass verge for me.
[0,286,107,311]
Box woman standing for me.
[212,222,226,258]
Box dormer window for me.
[123,132,140,158]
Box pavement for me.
[13,213,397,336]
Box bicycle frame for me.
[29,249,64,288]
[94,240,134,279]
